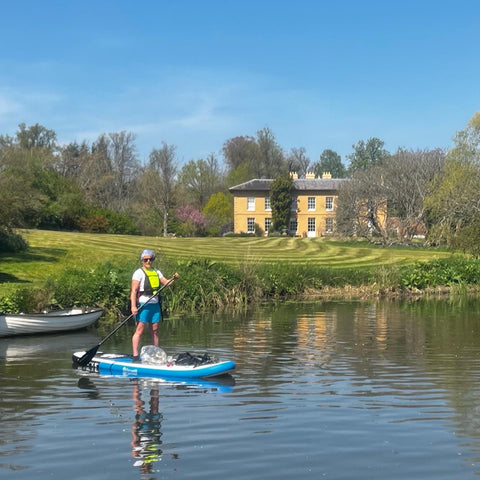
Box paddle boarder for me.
[130,249,179,361]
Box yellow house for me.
[229,172,348,237]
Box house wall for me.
[232,189,338,237]
[232,191,271,234]
[294,190,337,237]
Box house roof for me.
[229,177,349,192]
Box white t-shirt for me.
[132,267,164,304]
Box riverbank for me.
[1,255,480,315]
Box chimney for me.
[290,172,298,179]
[322,171,332,179]
[305,172,315,179]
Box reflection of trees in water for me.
[232,299,480,442]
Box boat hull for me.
[0,308,103,337]
[73,351,236,379]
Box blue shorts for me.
[136,302,161,324]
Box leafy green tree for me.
[16,123,57,151]
[203,192,233,236]
[0,143,88,230]
[270,174,294,233]
[223,128,287,183]
[226,163,252,188]
[314,149,346,178]
[256,127,286,178]
[424,112,480,249]
[347,137,389,174]
[222,135,259,172]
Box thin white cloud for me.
[0,91,21,118]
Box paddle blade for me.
[74,345,99,367]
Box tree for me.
[270,174,294,233]
[175,205,207,237]
[222,135,258,171]
[0,147,46,228]
[347,137,389,174]
[203,192,233,236]
[286,147,310,178]
[0,144,87,230]
[256,127,286,178]
[16,123,57,151]
[106,131,139,210]
[337,147,445,243]
[424,112,480,249]
[382,148,445,239]
[336,168,388,242]
[145,143,178,236]
[314,149,346,178]
[57,141,90,178]
[179,154,223,209]
[75,131,140,212]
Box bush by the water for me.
[399,257,480,290]
[1,255,480,315]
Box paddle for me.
[74,276,176,367]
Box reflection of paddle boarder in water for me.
[131,381,164,474]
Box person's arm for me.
[130,279,140,315]
[160,272,179,285]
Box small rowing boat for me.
[72,351,235,379]
[0,308,103,337]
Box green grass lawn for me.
[0,229,453,288]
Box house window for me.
[265,218,272,233]
[265,197,271,211]
[247,217,255,233]
[289,218,298,235]
[326,197,334,211]
[308,218,316,233]
[325,217,334,233]
[247,197,255,211]
[290,197,298,212]
[308,197,316,211]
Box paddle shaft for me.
[76,276,175,366]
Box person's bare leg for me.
[151,323,159,347]
[132,322,146,357]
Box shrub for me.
[399,257,480,289]
[0,228,28,253]
[46,261,130,311]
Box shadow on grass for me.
[0,272,30,284]
[0,247,66,264]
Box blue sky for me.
[0,0,478,167]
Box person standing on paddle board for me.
[130,249,178,361]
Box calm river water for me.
[2,298,480,479]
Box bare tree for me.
[382,148,446,239]
[179,153,223,209]
[286,147,310,178]
[336,169,388,242]
[81,132,139,211]
[337,148,445,243]
[147,143,178,236]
